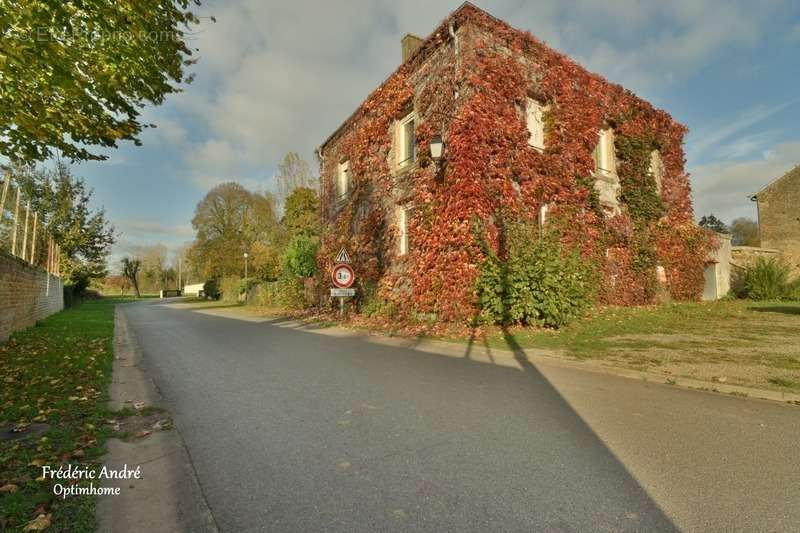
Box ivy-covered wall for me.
[318,4,716,322]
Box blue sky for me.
[68,0,800,264]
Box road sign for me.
[335,247,352,263]
[330,288,355,297]
[331,263,355,288]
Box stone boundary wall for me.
[0,250,64,342]
[730,246,781,269]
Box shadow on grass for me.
[748,305,800,316]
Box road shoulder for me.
[95,306,218,533]
[189,304,800,406]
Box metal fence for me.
[0,173,61,277]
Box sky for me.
[67,0,800,264]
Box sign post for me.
[331,248,355,318]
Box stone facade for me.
[753,165,800,274]
[0,250,64,342]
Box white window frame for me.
[526,98,547,150]
[594,128,616,177]
[397,112,416,168]
[337,160,349,199]
[397,206,409,256]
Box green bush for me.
[282,235,319,278]
[203,278,221,300]
[743,257,791,301]
[359,281,396,318]
[788,277,800,301]
[475,222,596,327]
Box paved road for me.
[122,300,800,532]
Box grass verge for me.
[0,298,133,532]
[477,300,800,393]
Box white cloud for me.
[690,140,800,223]
[157,0,793,199]
[687,100,797,161]
[116,219,194,237]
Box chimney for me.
[401,34,423,62]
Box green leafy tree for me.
[282,187,319,237]
[699,214,729,234]
[7,162,115,290]
[0,0,204,163]
[190,182,279,279]
[282,235,318,278]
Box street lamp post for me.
[243,252,249,300]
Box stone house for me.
[750,165,800,273]
[316,3,709,320]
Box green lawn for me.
[482,300,800,392]
[0,298,131,532]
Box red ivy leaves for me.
[319,4,714,321]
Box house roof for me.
[317,3,473,155]
[317,1,679,156]
[750,164,800,200]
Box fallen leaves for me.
[22,514,51,532]
[0,483,19,493]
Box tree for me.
[103,274,131,295]
[730,218,760,246]
[699,214,729,234]
[275,152,317,209]
[282,235,319,278]
[0,0,204,164]
[7,162,115,291]
[282,187,319,237]
[121,257,142,298]
[190,182,280,279]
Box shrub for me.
[203,278,221,300]
[360,281,396,318]
[743,257,791,301]
[282,235,319,278]
[275,274,308,309]
[63,283,79,309]
[787,277,800,301]
[475,222,596,327]
[220,276,242,303]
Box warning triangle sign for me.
[335,247,352,263]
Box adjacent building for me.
[317,2,711,320]
[750,165,800,273]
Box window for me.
[337,160,350,199]
[593,128,620,215]
[649,150,664,195]
[397,206,409,255]
[526,98,547,150]
[594,128,616,177]
[397,112,416,168]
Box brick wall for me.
[0,250,64,342]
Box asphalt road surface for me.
[121,300,800,532]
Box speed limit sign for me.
[331,263,355,288]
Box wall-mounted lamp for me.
[429,135,444,163]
